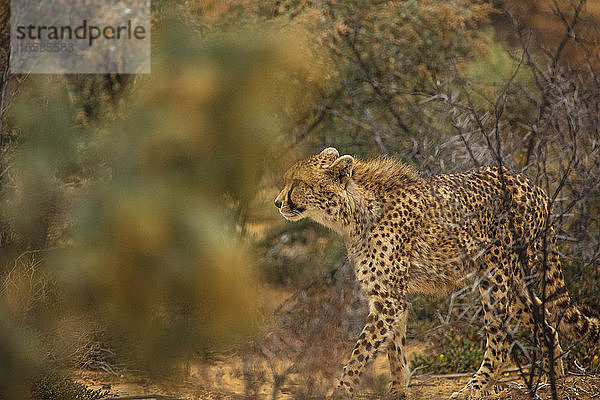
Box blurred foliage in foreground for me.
[0,14,325,399]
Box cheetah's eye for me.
[293,180,312,194]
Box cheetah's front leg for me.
[331,297,399,399]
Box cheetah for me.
[274,147,600,399]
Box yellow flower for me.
[440,354,445,361]
[593,355,599,364]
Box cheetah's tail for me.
[555,296,600,347]
[542,240,600,347]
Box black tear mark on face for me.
[287,183,306,213]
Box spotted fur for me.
[274,148,600,399]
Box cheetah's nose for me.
[274,198,282,209]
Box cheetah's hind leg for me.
[387,310,409,398]
[450,246,514,399]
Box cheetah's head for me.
[274,147,354,229]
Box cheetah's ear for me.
[320,147,340,162]
[329,155,354,185]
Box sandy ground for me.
[74,344,600,400]
[75,368,600,400]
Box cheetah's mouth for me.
[280,207,306,221]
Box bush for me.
[410,327,484,374]
[1,9,328,392]
[563,262,600,312]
